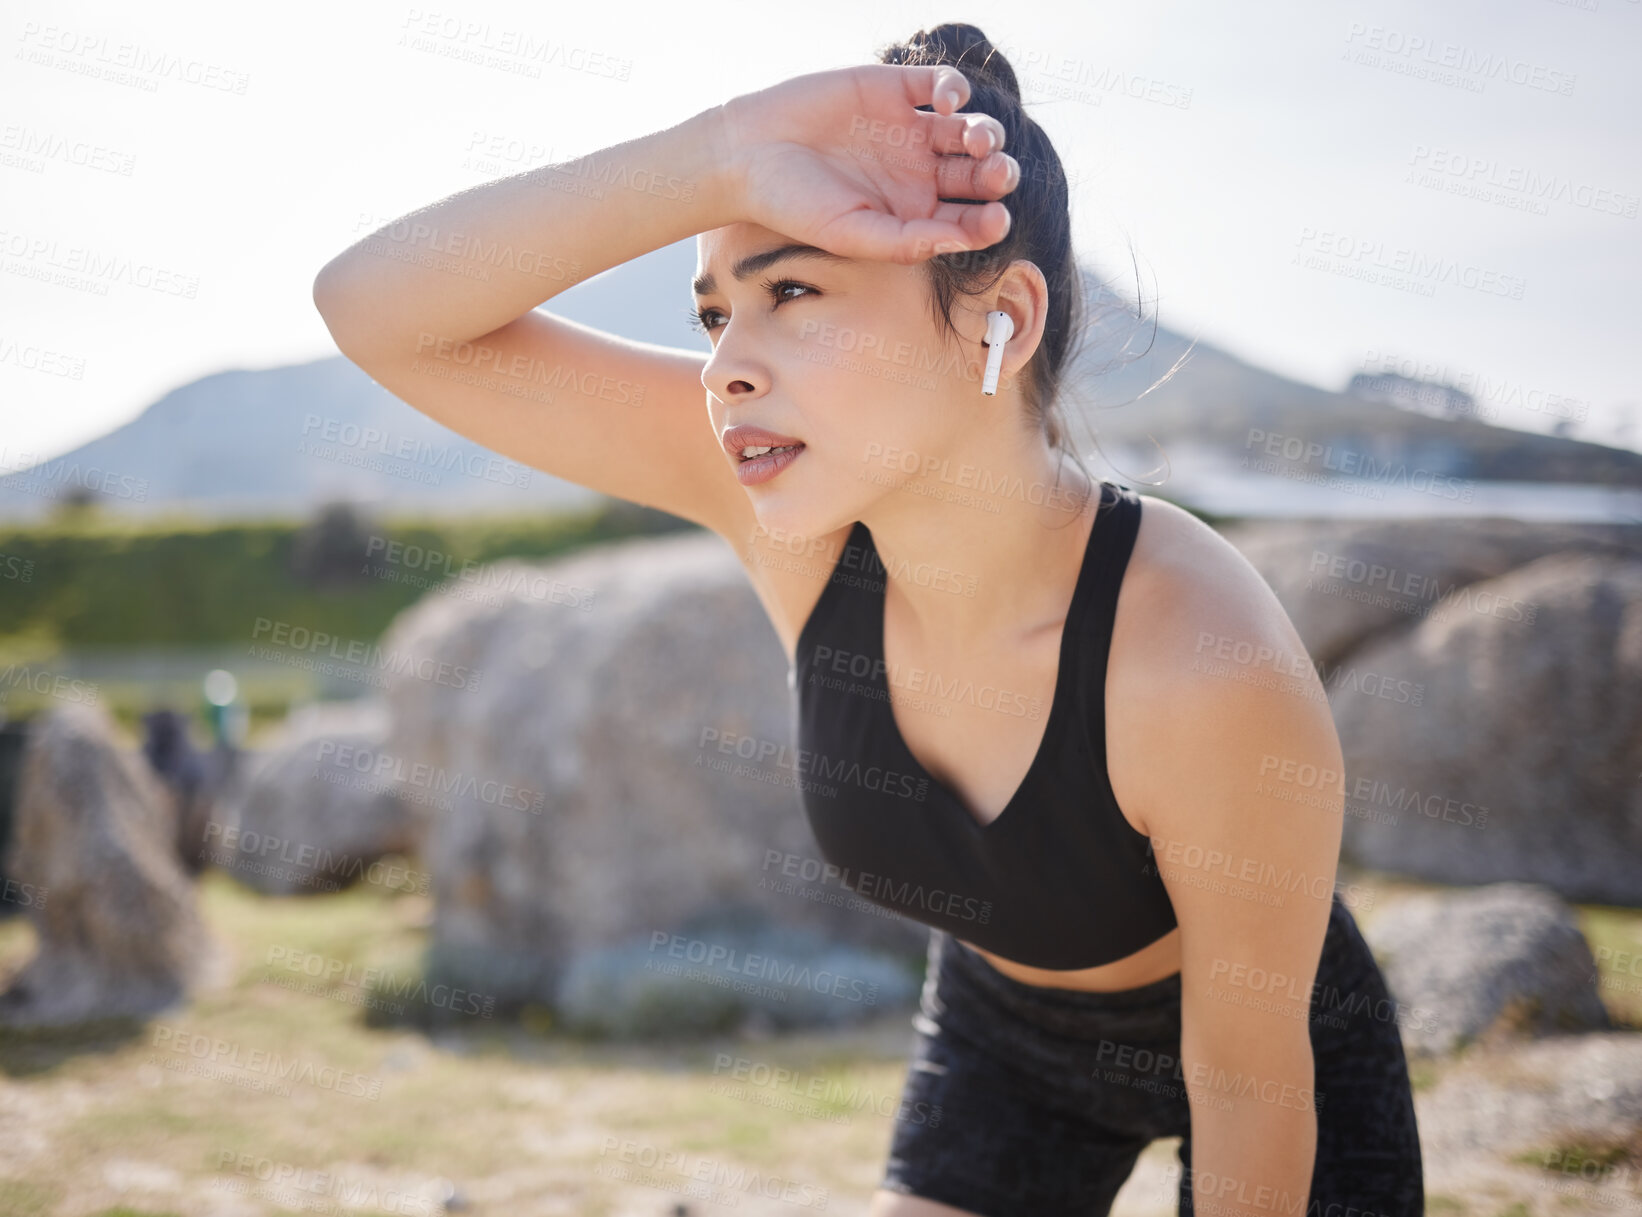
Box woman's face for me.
[693,221,1001,544]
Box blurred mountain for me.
[0,238,1634,524]
[1061,277,1642,487]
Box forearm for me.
[1184,1102,1316,1217]
[313,104,740,355]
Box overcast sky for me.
[4,0,1638,465]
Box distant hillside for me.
[0,239,1633,523]
[1060,280,1642,486]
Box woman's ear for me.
[984,260,1049,387]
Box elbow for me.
[311,258,352,329]
[312,261,370,361]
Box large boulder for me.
[374,532,927,1022]
[0,701,219,1027]
[1331,553,1642,903]
[207,696,420,895]
[1220,516,1639,665]
[1361,882,1613,1058]
[1415,1031,1642,1163]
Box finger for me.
[921,111,1006,159]
[931,149,1020,201]
[813,202,1006,266]
[874,60,969,115]
[929,199,1011,250]
[928,65,969,116]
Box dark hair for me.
[875,23,1148,511]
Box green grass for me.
[0,499,694,731]
[0,869,917,1215]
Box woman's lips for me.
[734,442,806,486]
[722,424,805,459]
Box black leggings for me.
[880,892,1425,1215]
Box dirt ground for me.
[0,870,1638,1216]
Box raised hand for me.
[713,63,1020,265]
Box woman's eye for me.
[688,279,816,337]
[767,278,815,305]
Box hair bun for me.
[879,23,1022,105]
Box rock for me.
[0,701,218,1027]
[1361,883,1613,1058]
[1220,516,1639,665]
[206,695,419,895]
[1416,1030,1642,1159]
[374,533,928,1021]
[1331,553,1642,903]
[555,919,919,1040]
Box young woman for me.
[314,23,1424,1217]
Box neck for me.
[859,435,1099,652]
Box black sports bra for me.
[788,480,1178,970]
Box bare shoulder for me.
[1105,493,1339,835]
[1113,493,1299,675]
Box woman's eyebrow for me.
[692,243,851,298]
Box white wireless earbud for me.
[981,310,1014,396]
